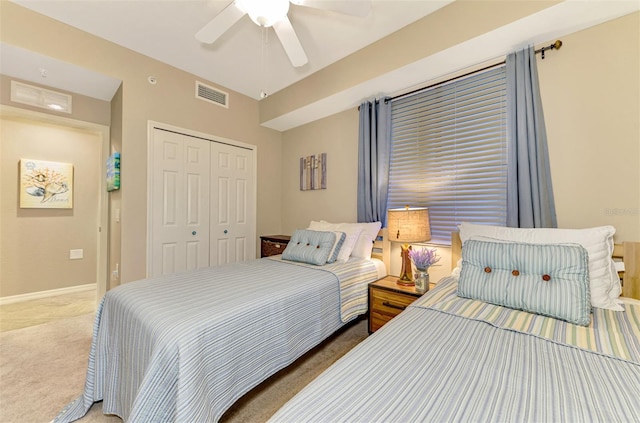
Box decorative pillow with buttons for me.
[457,239,591,326]
[281,229,337,266]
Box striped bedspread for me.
[267,255,378,322]
[54,257,377,423]
[420,276,640,363]
[270,277,640,423]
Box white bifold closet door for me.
[209,140,255,266]
[150,127,255,277]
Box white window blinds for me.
[387,65,508,244]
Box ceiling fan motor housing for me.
[236,0,290,27]
[196,0,371,69]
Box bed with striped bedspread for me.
[54,257,378,423]
[269,276,640,423]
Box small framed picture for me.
[19,159,73,209]
[300,153,326,191]
[106,152,121,191]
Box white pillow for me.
[458,222,622,311]
[308,221,361,262]
[346,222,382,260]
[311,221,381,260]
[451,258,463,280]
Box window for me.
[387,65,508,244]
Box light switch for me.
[70,249,83,260]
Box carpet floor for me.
[0,290,96,332]
[0,312,368,423]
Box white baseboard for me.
[0,283,96,306]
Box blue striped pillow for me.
[457,240,591,326]
[327,231,346,263]
[282,229,337,266]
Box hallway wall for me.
[0,116,102,297]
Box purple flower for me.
[409,247,441,270]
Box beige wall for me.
[539,12,640,242]
[108,86,123,289]
[1,2,284,285]
[281,109,360,230]
[0,116,102,297]
[281,13,640,281]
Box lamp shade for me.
[387,207,431,243]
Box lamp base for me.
[396,244,415,286]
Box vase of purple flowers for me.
[408,247,441,293]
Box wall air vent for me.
[195,81,228,108]
[10,81,72,114]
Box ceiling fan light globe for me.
[236,0,290,27]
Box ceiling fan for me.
[196,0,372,68]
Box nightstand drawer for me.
[371,288,415,315]
[261,240,287,257]
[260,235,291,258]
[369,286,417,332]
[368,276,426,333]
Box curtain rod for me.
[384,40,563,104]
[536,40,563,59]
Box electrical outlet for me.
[69,249,83,260]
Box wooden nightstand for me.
[368,275,435,333]
[260,235,291,258]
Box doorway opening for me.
[0,105,110,307]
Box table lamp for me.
[387,206,431,285]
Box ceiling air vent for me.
[195,81,228,108]
[10,81,72,114]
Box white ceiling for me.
[6,0,453,100]
[2,0,639,131]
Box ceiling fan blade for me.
[272,16,308,68]
[291,0,371,17]
[195,1,246,44]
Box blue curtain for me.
[357,98,391,225]
[506,47,557,228]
